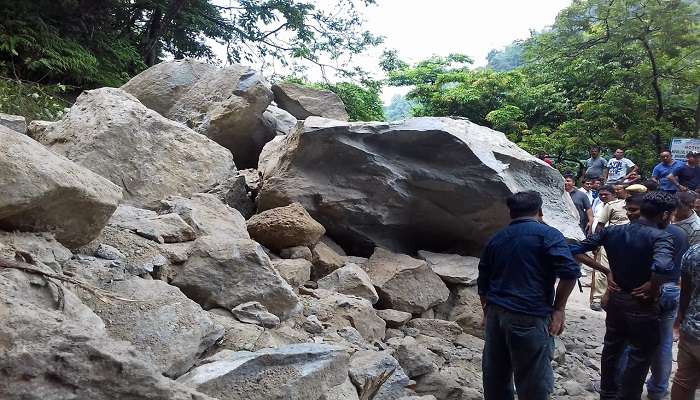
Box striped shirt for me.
[674,212,700,247]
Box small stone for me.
[279,246,313,261]
[562,380,585,396]
[231,301,281,328]
[304,315,325,334]
[376,309,413,328]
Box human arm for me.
[651,165,661,183]
[667,173,687,191]
[585,207,594,234]
[550,279,576,336]
[569,229,605,255]
[477,245,492,320]
[624,163,639,179]
[676,273,693,334]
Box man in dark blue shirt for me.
[569,191,677,400]
[478,191,581,400]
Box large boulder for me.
[176,344,349,400]
[318,263,379,304]
[271,83,349,121]
[77,275,224,378]
[0,126,122,248]
[172,235,301,320]
[0,261,214,400]
[366,248,449,314]
[161,193,250,239]
[348,350,410,400]
[122,59,274,168]
[257,117,583,256]
[0,112,27,133]
[312,289,386,342]
[36,88,234,208]
[263,105,299,136]
[246,202,325,252]
[417,251,479,286]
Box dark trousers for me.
[482,304,554,400]
[601,292,660,400]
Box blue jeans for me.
[482,304,554,400]
[616,284,679,399]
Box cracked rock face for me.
[258,116,583,256]
[35,87,235,209]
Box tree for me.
[383,94,414,121]
[0,0,382,87]
[486,41,524,72]
[283,77,385,121]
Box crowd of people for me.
[477,147,700,400]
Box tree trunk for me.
[640,37,664,152]
[140,0,188,66]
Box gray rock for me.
[0,231,72,272]
[95,243,126,260]
[26,119,52,141]
[314,289,386,342]
[304,314,325,334]
[405,319,463,342]
[161,193,250,239]
[208,310,264,352]
[279,245,313,261]
[0,112,27,133]
[109,205,196,244]
[312,240,346,279]
[37,88,234,209]
[271,258,312,288]
[433,285,484,339]
[205,175,255,218]
[246,202,325,252]
[562,380,585,396]
[417,251,480,286]
[554,336,567,363]
[367,248,449,314]
[263,104,299,136]
[349,350,410,400]
[318,263,379,304]
[377,309,413,328]
[231,301,281,328]
[0,125,122,248]
[257,117,583,256]
[122,59,274,168]
[397,396,438,400]
[272,82,349,121]
[414,370,471,400]
[321,377,359,400]
[172,235,301,320]
[77,274,224,378]
[394,340,438,378]
[0,263,214,400]
[176,344,349,400]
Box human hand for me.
[680,185,688,192]
[549,310,566,336]
[631,281,652,300]
[607,273,620,292]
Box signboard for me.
[670,138,700,161]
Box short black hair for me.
[590,146,601,152]
[677,191,697,208]
[507,191,543,219]
[599,184,616,194]
[563,172,575,180]
[640,191,678,218]
[626,193,644,206]
[642,179,659,192]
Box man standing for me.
[585,146,608,180]
[565,174,593,234]
[671,242,700,398]
[674,191,700,246]
[478,191,581,400]
[652,151,684,193]
[670,151,700,192]
[605,148,638,184]
[570,192,676,400]
[579,177,596,205]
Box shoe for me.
[590,302,603,312]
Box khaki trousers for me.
[591,248,609,304]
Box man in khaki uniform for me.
[590,185,630,311]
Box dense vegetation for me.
[386,0,700,174]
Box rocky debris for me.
[0,231,72,272]
[0,125,122,248]
[257,117,583,256]
[79,225,167,276]
[377,309,413,328]
[238,168,262,194]
[208,309,264,352]
[321,377,359,400]
[393,338,439,378]
[272,258,312,288]
[397,396,438,400]
[311,240,346,279]
[349,350,410,400]
[38,88,235,208]
[108,205,196,244]
[77,274,224,378]
[0,112,27,133]
[310,289,386,342]
[318,263,379,304]
[433,285,483,339]
[417,251,479,286]
[95,243,126,260]
[206,175,256,218]
[0,264,214,400]
[161,193,250,239]
[414,369,481,400]
[366,248,449,314]
[246,202,325,252]
[280,245,313,261]
[304,314,325,334]
[231,301,281,328]
[271,82,349,121]
[263,104,299,136]
[405,319,463,342]
[172,235,301,320]
[176,344,349,400]
[26,119,52,141]
[122,59,274,168]
[320,236,347,256]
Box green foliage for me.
[0,78,69,121]
[383,94,414,121]
[486,41,524,72]
[386,0,700,175]
[283,77,385,121]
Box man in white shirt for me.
[604,148,638,184]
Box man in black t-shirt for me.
[670,151,700,191]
